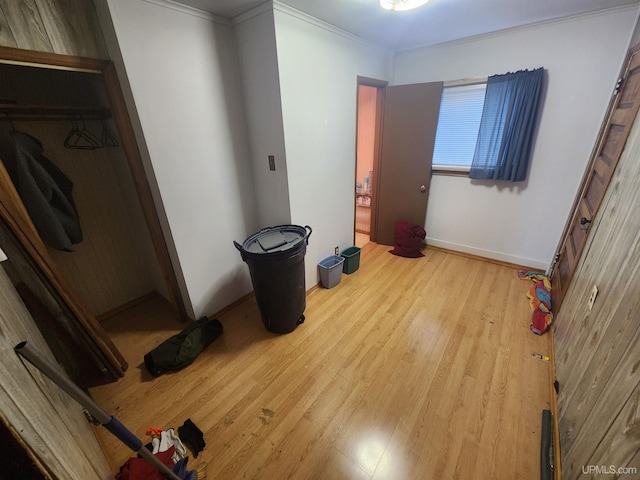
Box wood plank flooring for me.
[89,243,550,479]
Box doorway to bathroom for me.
[355,78,385,248]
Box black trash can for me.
[234,225,312,333]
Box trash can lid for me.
[241,225,311,255]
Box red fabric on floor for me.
[115,446,176,480]
[389,221,426,258]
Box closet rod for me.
[0,103,110,121]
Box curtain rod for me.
[443,76,488,87]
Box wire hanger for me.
[79,118,103,148]
[100,119,119,147]
[64,118,103,150]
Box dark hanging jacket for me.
[0,131,82,251]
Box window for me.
[432,82,486,172]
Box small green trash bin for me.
[340,246,361,274]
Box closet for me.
[0,63,162,313]
[0,47,186,384]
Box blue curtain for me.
[469,68,544,181]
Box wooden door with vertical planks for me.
[551,46,640,311]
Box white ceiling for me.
[175,0,640,51]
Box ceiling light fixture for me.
[379,0,430,11]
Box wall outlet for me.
[335,246,339,255]
[587,284,598,310]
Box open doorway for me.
[355,77,386,248]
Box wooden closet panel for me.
[0,150,127,378]
[34,0,108,58]
[0,264,112,479]
[13,120,159,316]
[0,1,53,53]
[553,100,640,479]
[0,6,18,48]
[0,0,108,59]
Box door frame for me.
[356,76,387,243]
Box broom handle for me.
[15,341,182,480]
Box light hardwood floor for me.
[355,232,370,248]
[90,243,550,479]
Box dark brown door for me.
[374,82,443,246]
[551,46,640,310]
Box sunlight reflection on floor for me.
[353,431,388,475]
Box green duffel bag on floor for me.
[144,317,223,377]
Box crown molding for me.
[400,3,640,52]
[232,0,273,25]
[140,0,232,26]
[271,1,394,56]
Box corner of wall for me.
[93,0,195,318]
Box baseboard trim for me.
[426,237,548,271]
[207,282,321,320]
[425,244,543,272]
[209,290,255,319]
[97,292,159,322]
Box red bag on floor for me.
[389,221,426,258]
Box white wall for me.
[234,5,291,227]
[394,6,639,269]
[100,0,636,317]
[274,4,393,288]
[104,0,259,318]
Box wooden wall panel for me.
[619,450,640,479]
[0,263,112,479]
[554,94,640,479]
[585,383,640,476]
[0,6,17,48]
[36,0,108,58]
[0,0,108,59]
[0,0,53,53]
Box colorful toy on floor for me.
[518,270,553,335]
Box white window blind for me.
[432,83,487,170]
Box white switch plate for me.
[587,284,598,310]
